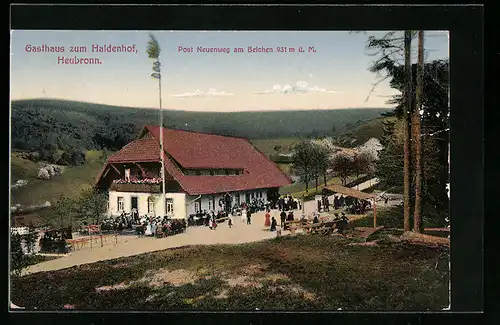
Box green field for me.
[11,235,449,310]
[10,150,108,208]
[250,137,300,157]
[10,154,40,182]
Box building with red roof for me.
[95,125,292,219]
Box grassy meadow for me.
[11,234,449,311]
[250,137,300,157]
[10,150,110,225]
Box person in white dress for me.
[145,220,153,236]
[241,209,247,223]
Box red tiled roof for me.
[146,125,251,169]
[107,137,161,163]
[97,125,292,195]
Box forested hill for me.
[11,99,389,152]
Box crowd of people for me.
[317,194,372,215]
[135,216,187,237]
[188,210,229,227]
[276,195,301,211]
[98,212,186,238]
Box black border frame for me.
[7,3,484,324]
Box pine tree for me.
[403,31,413,232]
[413,31,424,233]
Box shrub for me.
[37,168,50,180]
[29,151,41,162]
[10,232,24,277]
[57,152,71,166]
[57,149,86,166]
[45,165,56,176]
[70,150,86,166]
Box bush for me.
[29,151,41,162]
[57,152,72,166]
[10,232,24,277]
[70,150,86,166]
[37,168,50,180]
[39,144,59,163]
[57,149,85,166]
[23,228,39,254]
[45,165,56,176]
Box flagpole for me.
[159,67,166,217]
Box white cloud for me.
[170,88,233,98]
[256,81,339,95]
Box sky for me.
[10,30,449,112]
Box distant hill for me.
[10,99,390,152]
[332,116,397,148]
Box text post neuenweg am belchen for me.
[24,44,317,65]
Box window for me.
[117,197,124,212]
[196,170,201,176]
[225,169,230,175]
[235,170,240,175]
[194,200,201,213]
[236,193,240,205]
[148,196,155,214]
[208,196,215,211]
[166,198,174,215]
[209,170,214,176]
[259,192,263,198]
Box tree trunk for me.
[403,31,413,232]
[324,174,327,187]
[315,177,318,190]
[413,31,424,233]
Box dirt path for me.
[23,211,289,275]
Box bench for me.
[295,221,339,235]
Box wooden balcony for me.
[109,180,183,193]
[110,182,162,193]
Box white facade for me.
[108,191,186,219]
[186,189,268,215]
[108,189,269,219]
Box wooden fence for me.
[66,233,118,251]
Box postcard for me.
[9,30,450,311]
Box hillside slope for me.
[10,150,108,208]
[11,99,389,152]
[333,116,397,147]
